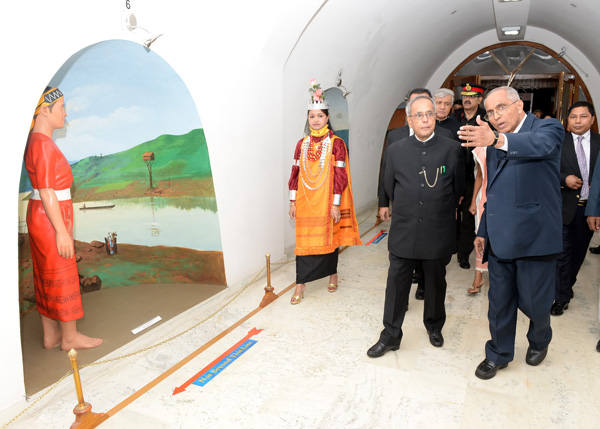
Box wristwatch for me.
[490,129,500,147]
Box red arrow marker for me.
[173,327,263,395]
[365,230,387,246]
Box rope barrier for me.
[3,204,379,427]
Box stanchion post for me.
[68,349,108,429]
[259,253,277,307]
[375,213,382,226]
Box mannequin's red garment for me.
[25,133,83,321]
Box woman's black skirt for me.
[296,248,339,284]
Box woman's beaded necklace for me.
[306,137,323,161]
[300,133,331,191]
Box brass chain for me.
[2,258,294,428]
[3,206,375,428]
[2,372,73,429]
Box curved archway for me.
[17,39,226,394]
[441,41,594,126]
[303,87,350,149]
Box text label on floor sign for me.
[192,339,257,387]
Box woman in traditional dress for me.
[467,145,488,294]
[25,87,103,350]
[287,80,362,304]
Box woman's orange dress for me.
[25,133,83,322]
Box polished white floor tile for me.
[2,210,600,428]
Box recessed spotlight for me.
[501,26,521,36]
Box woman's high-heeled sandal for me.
[328,283,338,293]
[467,283,483,294]
[290,287,305,304]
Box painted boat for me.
[79,205,116,210]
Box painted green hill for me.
[71,128,211,190]
[18,128,212,194]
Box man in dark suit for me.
[379,88,453,301]
[380,88,454,216]
[553,101,599,315]
[367,95,464,357]
[453,83,487,270]
[584,148,600,353]
[458,86,564,380]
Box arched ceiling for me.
[281,0,600,211]
[529,0,598,67]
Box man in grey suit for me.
[368,95,464,357]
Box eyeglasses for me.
[409,111,435,121]
[485,100,518,121]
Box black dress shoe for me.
[590,245,600,254]
[596,340,600,353]
[458,258,471,269]
[550,301,569,316]
[367,340,400,358]
[525,346,548,366]
[475,359,507,380]
[415,287,425,300]
[428,331,444,347]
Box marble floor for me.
[2,207,600,428]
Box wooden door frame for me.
[441,41,594,127]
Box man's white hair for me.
[406,95,436,116]
[485,86,520,104]
[433,88,455,103]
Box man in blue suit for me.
[584,149,600,353]
[458,86,565,380]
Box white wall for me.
[0,0,313,411]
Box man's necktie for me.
[576,135,589,199]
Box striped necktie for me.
[575,135,589,199]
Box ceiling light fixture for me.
[501,26,522,36]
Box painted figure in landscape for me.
[18,41,226,319]
[25,87,103,350]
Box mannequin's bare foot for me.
[43,330,62,349]
[61,333,103,351]
[41,314,62,349]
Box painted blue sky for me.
[48,40,202,161]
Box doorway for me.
[443,42,596,130]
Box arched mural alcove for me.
[17,39,227,394]
[303,87,350,148]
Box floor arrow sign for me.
[173,327,262,395]
[365,230,387,245]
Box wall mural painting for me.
[18,40,226,317]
